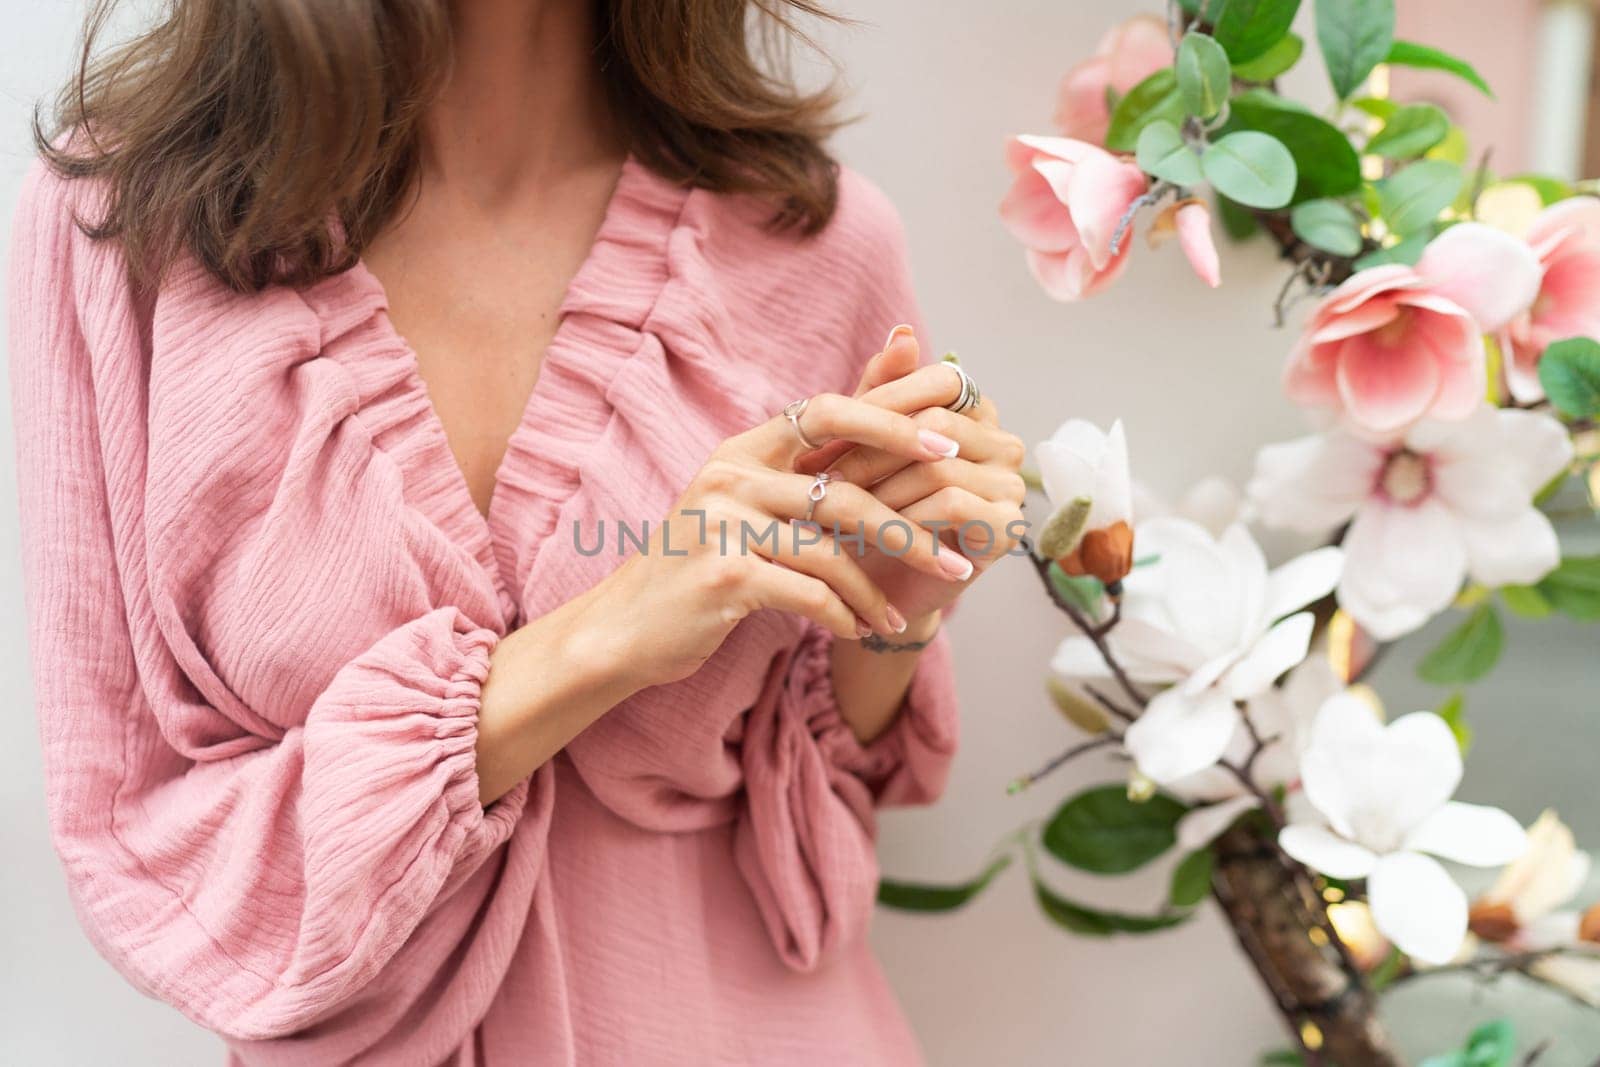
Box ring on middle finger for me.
[944,363,981,415]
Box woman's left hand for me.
[799,328,1027,626]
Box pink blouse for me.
[8,156,959,1065]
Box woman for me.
[10,0,1025,1063]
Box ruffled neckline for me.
[314,156,690,625]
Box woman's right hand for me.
[588,393,977,690]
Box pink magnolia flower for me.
[1149,199,1222,288]
[1054,14,1174,145]
[1285,223,1541,434]
[1503,197,1600,402]
[1249,406,1572,640]
[1001,135,1149,301]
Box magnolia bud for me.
[1467,900,1518,943]
[1047,677,1110,735]
[1038,497,1091,562]
[1126,770,1157,804]
[1579,902,1600,944]
[1059,520,1134,587]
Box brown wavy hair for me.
[36,0,843,293]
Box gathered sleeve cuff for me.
[733,623,959,972]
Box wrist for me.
[901,609,942,644]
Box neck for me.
[424,0,622,203]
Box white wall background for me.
[2,2,1598,1065]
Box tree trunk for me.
[1212,825,1403,1066]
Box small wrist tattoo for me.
[859,632,935,653]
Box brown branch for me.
[1025,544,1148,711]
[1007,734,1122,794]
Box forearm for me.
[473,583,646,805]
[828,610,942,745]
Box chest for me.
[361,169,619,516]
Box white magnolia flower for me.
[1133,474,1247,538]
[1052,517,1342,784]
[1250,406,1572,640]
[1475,809,1592,944]
[1280,695,1528,965]
[1469,809,1600,1003]
[1036,419,1135,585]
[1170,656,1345,851]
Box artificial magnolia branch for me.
[887,1,1600,1063]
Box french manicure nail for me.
[918,429,959,459]
[938,551,974,582]
[883,323,914,350]
[855,619,874,639]
[885,605,908,633]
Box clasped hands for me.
[601,325,1027,689]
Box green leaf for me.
[1508,173,1574,206]
[1460,1020,1517,1067]
[1427,124,1470,165]
[1169,850,1215,908]
[1315,0,1396,99]
[1137,121,1204,186]
[1368,947,1406,992]
[1386,40,1493,97]
[1178,33,1233,119]
[1216,194,1260,240]
[1213,0,1304,64]
[1367,103,1451,159]
[1106,69,1185,154]
[1376,159,1464,236]
[1233,33,1304,82]
[1032,878,1190,937]
[1048,562,1107,619]
[1537,556,1600,621]
[1202,131,1297,209]
[877,855,1013,911]
[1226,92,1363,202]
[1351,96,1397,121]
[1435,691,1473,755]
[1353,231,1428,270]
[1417,604,1504,686]
[1290,199,1365,256]
[1042,785,1186,874]
[1259,1053,1306,1067]
[1538,337,1600,418]
[1500,584,1551,619]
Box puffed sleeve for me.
[732,170,962,971]
[8,161,537,1042]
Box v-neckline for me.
[351,155,638,620]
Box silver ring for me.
[783,397,824,450]
[804,472,831,522]
[945,364,981,415]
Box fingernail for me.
[883,324,914,350]
[885,605,908,633]
[918,429,959,459]
[855,619,874,639]
[938,551,974,581]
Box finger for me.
[827,409,1026,489]
[861,360,1000,428]
[743,557,863,640]
[856,324,921,396]
[868,457,1029,513]
[747,392,959,468]
[797,325,925,473]
[742,468,977,585]
[726,502,899,634]
[900,486,1028,567]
